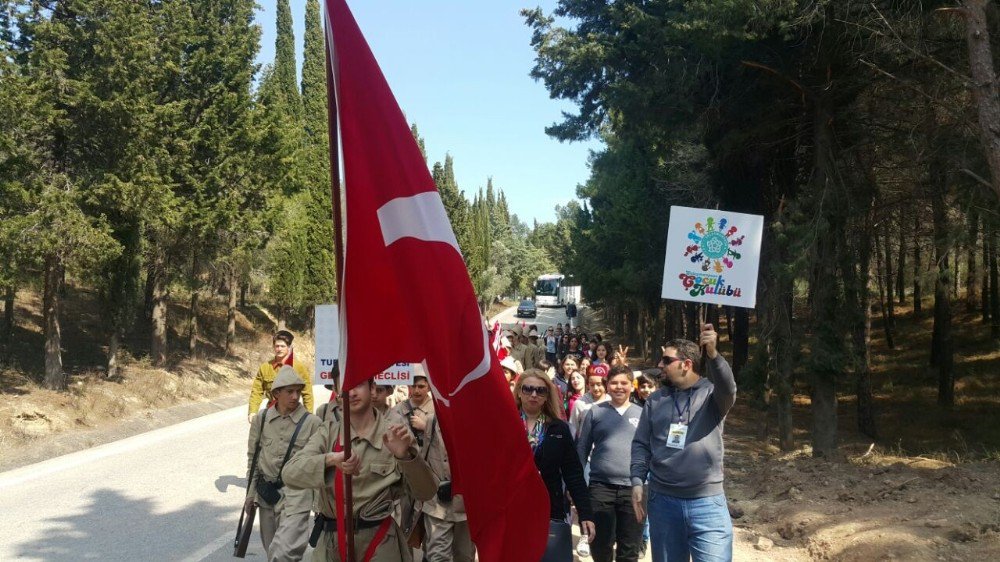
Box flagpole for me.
[324,12,356,562]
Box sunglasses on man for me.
[519,384,549,397]
[661,355,683,366]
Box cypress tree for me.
[411,123,427,163]
[275,0,300,119]
[301,0,327,147]
[435,154,471,262]
[299,0,336,306]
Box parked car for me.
[516,299,537,318]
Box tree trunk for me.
[960,0,1000,202]
[226,269,238,356]
[277,306,288,331]
[774,287,795,452]
[843,198,877,439]
[809,93,839,459]
[732,308,750,376]
[188,253,201,357]
[883,229,896,331]
[143,261,156,321]
[107,330,120,379]
[896,226,907,305]
[951,251,958,299]
[979,228,993,324]
[768,224,796,451]
[855,253,877,438]
[967,213,980,311]
[686,302,699,341]
[188,289,199,357]
[983,229,992,322]
[990,223,1000,344]
[724,307,734,342]
[932,183,954,407]
[876,232,895,349]
[240,280,248,309]
[1,285,14,365]
[913,218,923,316]
[43,255,65,389]
[150,253,168,366]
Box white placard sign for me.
[661,206,764,309]
[374,363,413,385]
[313,304,340,385]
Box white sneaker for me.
[576,536,591,557]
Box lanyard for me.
[672,391,692,425]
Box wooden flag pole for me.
[699,304,708,373]
[324,15,356,562]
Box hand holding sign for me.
[700,323,718,360]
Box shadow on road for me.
[14,488,235,561]
[214,475,247,494]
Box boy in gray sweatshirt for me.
[630,324,736,562]
[578,365,644,562]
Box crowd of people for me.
[243,316,737,562]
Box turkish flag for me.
[324,2,549,561]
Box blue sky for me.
[256,0,602,225]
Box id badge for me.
[666,423,688,449]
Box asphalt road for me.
[0,385,334,562]
[494,301,574,333]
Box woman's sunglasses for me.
[519,384,549,397]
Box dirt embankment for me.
[0,286,299,472]
[722,404,1000,561]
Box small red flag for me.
[324,2,549,560]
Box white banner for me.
[314,304,340,385]
[374,363,413,385]
[661,206,764,309]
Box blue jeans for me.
[647,491,732,562]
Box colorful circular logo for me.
[684,216,744,273]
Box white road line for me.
[177,530,234,562]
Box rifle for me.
[234,411,266,558]
[233,501,257,558]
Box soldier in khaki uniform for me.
[283,379,437,562]
[246,367,322,562]
[509,325,531,370]
[396,374,475,562]
[249,330,314,421]
[392,375,433,448]
[527,329,546,370]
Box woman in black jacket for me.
[515,369,595,562]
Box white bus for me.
[534,274,564,307]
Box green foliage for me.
[274,0,300,120]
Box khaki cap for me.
[271,366,306,394]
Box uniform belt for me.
[315,513,386,532]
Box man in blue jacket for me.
[630,324,736,562]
